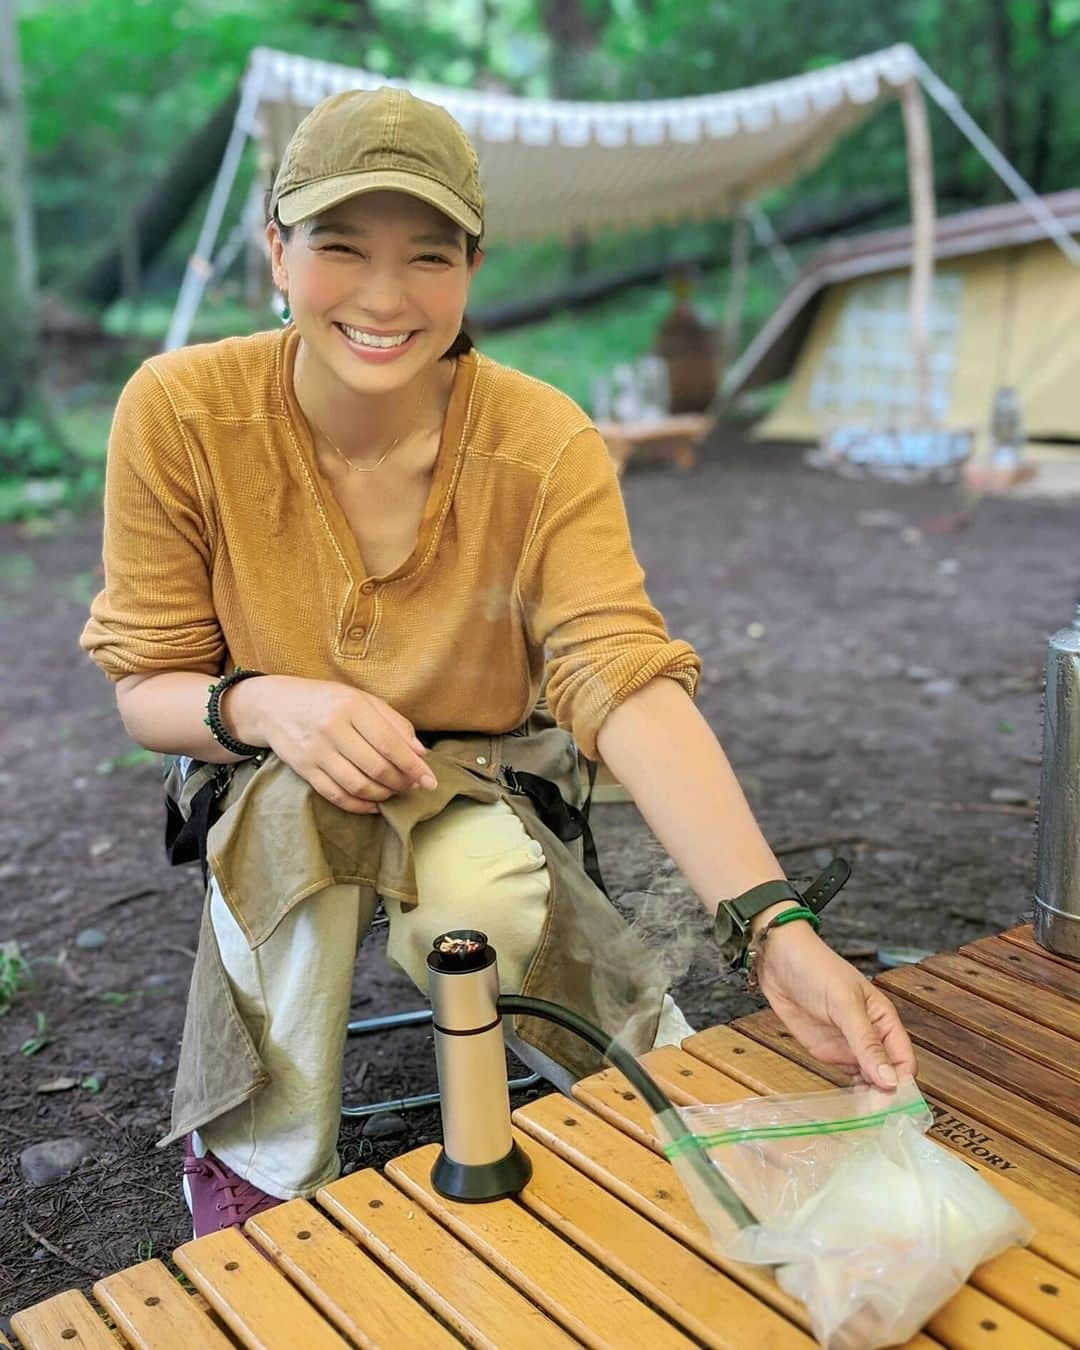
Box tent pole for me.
[914,56,1080,266]
[746,203,797,285]
[901,77,935,425]
[164,66,263,352]
[722,204,752,369]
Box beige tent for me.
[167,41,1078,371]
[730,192,1080,450]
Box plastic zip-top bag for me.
[662,1080,1033,1349]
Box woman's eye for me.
[415,253,451,265]
[323,244,355,254]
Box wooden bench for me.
[598,414,714,474]
[11,924,1080,1348]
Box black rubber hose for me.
[499,993,756,1229]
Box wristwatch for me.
[711,857,852,968]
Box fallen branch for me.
[774,835,868,857]
[906,799,1035,817]
[23,1221,100,1278]
[94,887,157,914]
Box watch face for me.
[712,905,740,957]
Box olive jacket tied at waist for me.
[159,710,667,1148]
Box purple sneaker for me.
[182,1134,282,1238]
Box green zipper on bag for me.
[663,1096,928,1160]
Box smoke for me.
[577,838,736,1055]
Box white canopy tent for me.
[166,42,1078,365]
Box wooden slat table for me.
[11,925,1080,1348]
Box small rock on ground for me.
[921,678,957,698]
[20,1136,94,1186]
[74,927,107,950]
[361,1112,407,1141]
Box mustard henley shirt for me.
[80,327,701,760]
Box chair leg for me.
[342,1008,543,1117]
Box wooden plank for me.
[173,1225,348,1349]
[637,1042,761,1106]
[11,1290,123,1349]
[926,1284,1070,1349]
[970,1248,1080,1346]
[878,967,1080,1092]
[567,1043,754,1154]
[572,1062,669,1150]
[961,936,1080,1003]
[318,1168,577,1350]
[734,1010,1080,1210]
[919,952,1080,1041]
[514,1091,815,1334]
[686,1025,1080,1282]
[683,1025,832,1096]
[245,1198,461,1350]
[386,1142,700,1349]
[1000,926,1080,983]
[94,1260,234,1349]
[878,987,1080,1136]
[508,1124,815,1349]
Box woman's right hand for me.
[225,675,436,814]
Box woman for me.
[81,86,915,1237]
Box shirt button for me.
[360,581,376,595]
[475,755,488,766]
[347,625,366,641]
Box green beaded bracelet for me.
[741,904,821,981]
[769,904,821,934]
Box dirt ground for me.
[1,427,1075,1321]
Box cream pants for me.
[199,795,695,1198]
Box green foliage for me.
[8,0,1080,521]
[0,941,33,1016]
[0,415,68,478]
[19,1009,53,1056]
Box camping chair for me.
[342,1002,542,1119]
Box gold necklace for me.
[310,380,427,475]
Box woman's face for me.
[268,189,480,397]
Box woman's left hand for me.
[754,920,917,1090]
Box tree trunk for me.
[72,84,241,308]
[0,0,39,418]
[1029,0,1056,191]
[985,0,1015,177]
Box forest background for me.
[1,0,1079,523]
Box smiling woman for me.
[78,82,914,1247]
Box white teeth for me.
[339,323,411,348]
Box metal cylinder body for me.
[427,930,532,1200]
[1034,608,1080,959]
[429,956,513,1166]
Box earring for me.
[280,300,292,325]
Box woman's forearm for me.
[115,670,271,763]
[595,677,787,922]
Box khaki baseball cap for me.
[270,86,484,237]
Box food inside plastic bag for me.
[662,1079,1033,1349]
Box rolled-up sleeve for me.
[515,425,701,759]
[79,362,226,681]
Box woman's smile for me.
[333,320,420,363]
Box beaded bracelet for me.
[743,904,821,991]
[203,668,266,759]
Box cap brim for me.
[275,169,482,236]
